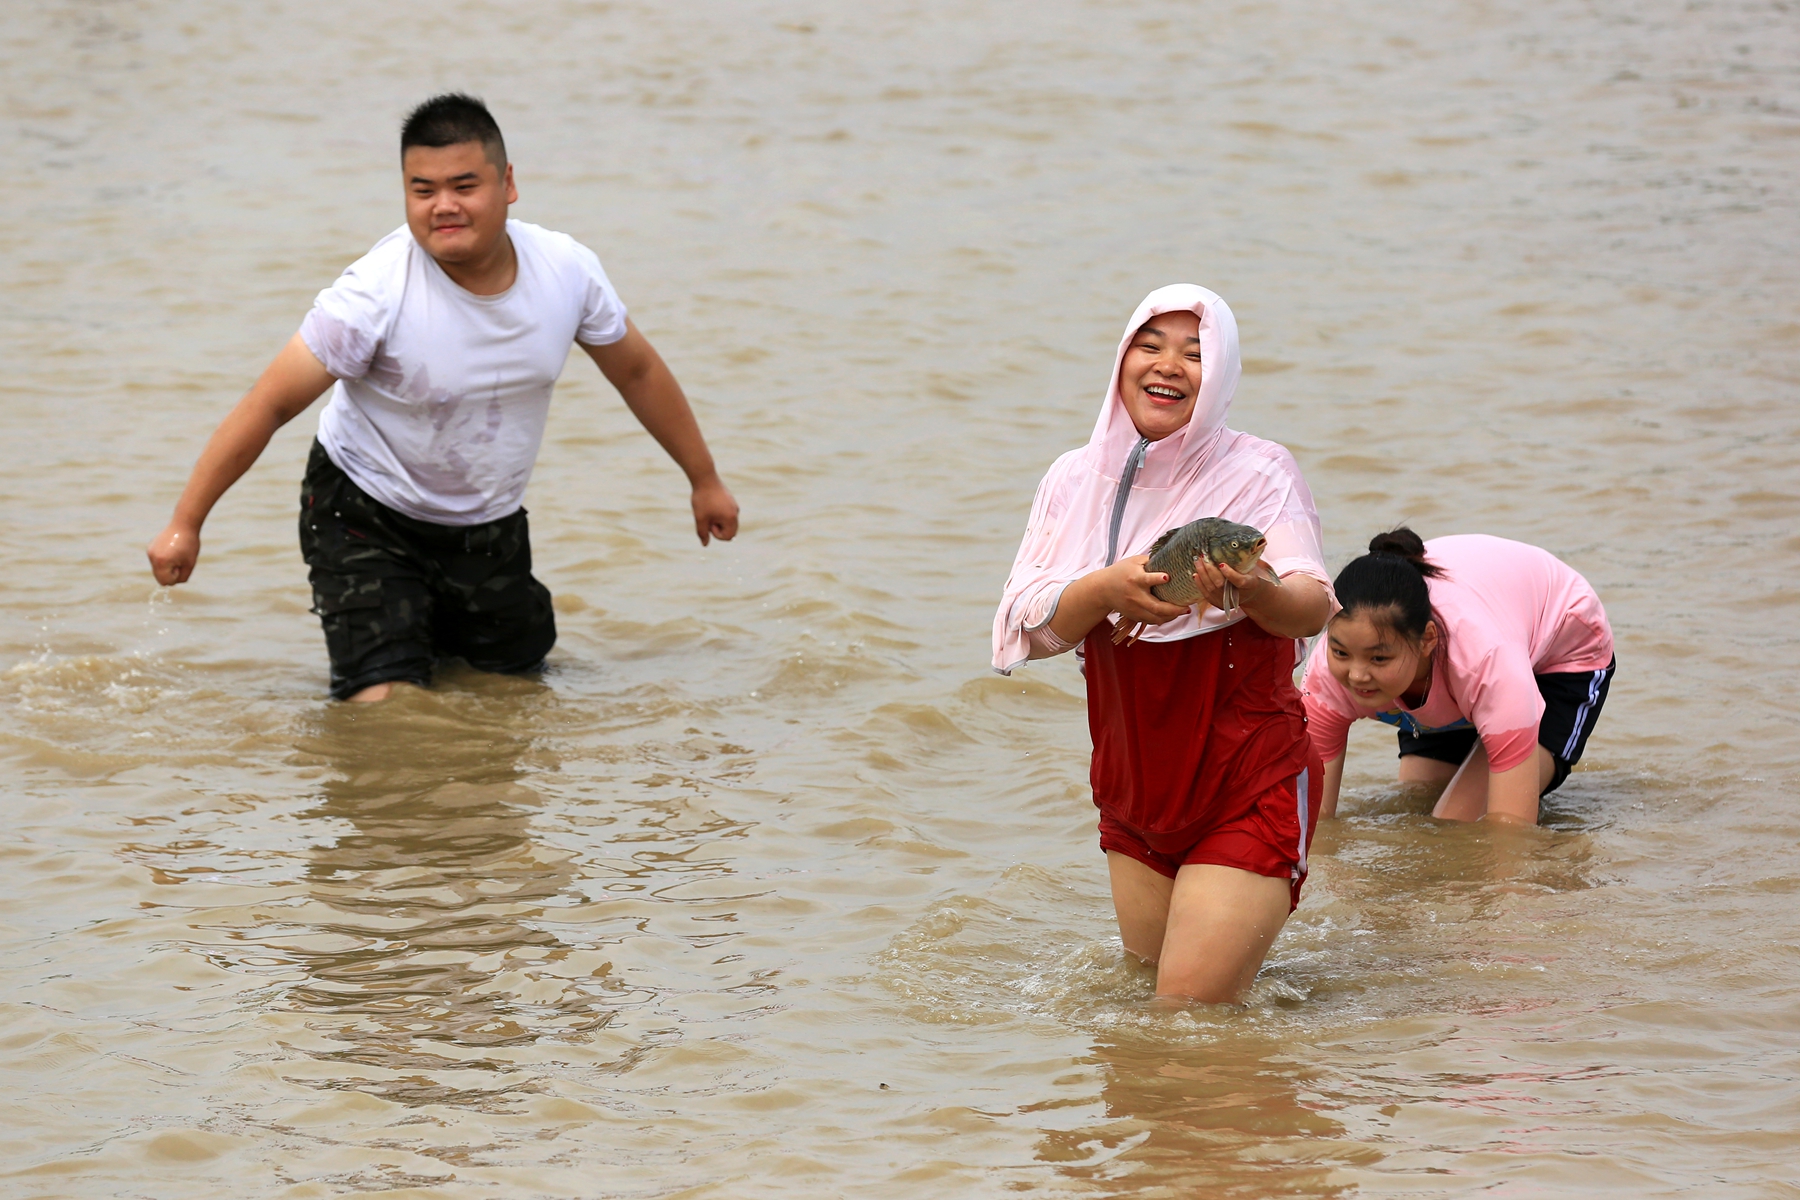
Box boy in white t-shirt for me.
[147,94,739,701]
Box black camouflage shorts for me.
[298,441,556,700]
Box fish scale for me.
[1144,517,1268,606]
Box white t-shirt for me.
[299,219,628,526]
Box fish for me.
[1113,517,1275,645]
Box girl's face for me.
[1118,310,1203,441]
[1325,610,1439,710]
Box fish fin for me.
[1145,528,1180,558]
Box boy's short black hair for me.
[401,93,507,169]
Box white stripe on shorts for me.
[1294,768,1310,875]
[1561,664,1611,761]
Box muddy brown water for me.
[4,1,1798,1195]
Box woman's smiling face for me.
[1118,309,1203,441]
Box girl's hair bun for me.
[1367,526,1429,563]
[1331,526,1443,643]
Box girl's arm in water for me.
[1323,746,1539,824]
[1430,740,1557,825]
[1319,755,1344,820]
[1483,758,1545,824]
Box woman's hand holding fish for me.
[1193,556,1275,615]
[1103,556,1194,646]
[1209,560,1333,640]
[1049,555,1191,648]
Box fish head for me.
[1204,522,1268,572]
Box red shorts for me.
[1097,764,1323,912]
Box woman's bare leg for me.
[1107,852,1292,1003]
[1156,865,1292,1001]
[1107,851,1174,961]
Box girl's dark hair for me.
[1331,527,1443,643]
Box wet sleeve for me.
[992,458,1080,674]
[1299,647,1358,762]
[297,256,390,382]
[571,241,629,347]
[1263,517,1335,596]
[1018,583,1078,658]
[1253,445,1336,602]
[1464,643,1546,773]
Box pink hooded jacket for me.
[992,285,1331,674]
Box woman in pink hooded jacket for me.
[993,286,1334,1003]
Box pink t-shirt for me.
[1301,535,1613,772]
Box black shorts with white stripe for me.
[1396,657,1616,795]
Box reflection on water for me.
[290,700,584,1089]
[244,687,643,1108]
[1048,1035,1351,1199]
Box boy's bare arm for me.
[147,333,335,585]
[580,319,739,545]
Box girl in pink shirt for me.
[1302,529,1614,825]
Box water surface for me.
[3,0,1798,1195]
